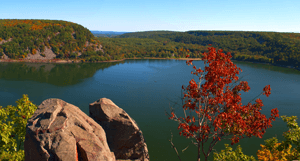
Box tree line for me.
[1,19,299,67]
[112,30,300,67]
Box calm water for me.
[0,59,300,161]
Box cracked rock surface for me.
[24,98,116,161]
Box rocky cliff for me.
[24,98,149,161]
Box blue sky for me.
[1,0,299,33]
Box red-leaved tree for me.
[166,46,279,161]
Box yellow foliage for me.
[257,143,298,161]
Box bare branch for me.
[169,130,181,161]
[182,145,189,153]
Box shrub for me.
[214,115,300,161]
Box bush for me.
[69,52,77,59]
[213,144,256,161]
[214,115,300,161]
[96,50,104,56]
[80,51,98,58]
[85,55,106,62]
[0,94,38,161]
[56,53,63,59]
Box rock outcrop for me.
[24,46,56,60]
[24,98,149,161]
[89,98,149,161]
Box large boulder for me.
[24,98,116,161]
[89,98,150,161]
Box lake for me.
[0,59,300,161]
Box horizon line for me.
[90,30,300,33]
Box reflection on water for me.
[0,61,126,86]
[232,60,300,75]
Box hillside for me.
[113,30,300,68]
[0,19,107,62]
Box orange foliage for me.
[1,19,64,31]
[31,49,37,55]
[30,24,43,30]
[257,143,298,161]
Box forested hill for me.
[1,19,299,69]
[114,30,300,68]
[0,19,105,61]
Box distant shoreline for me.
[0,57,202,64]
[0,57,299,72]
[231,60,300,71]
